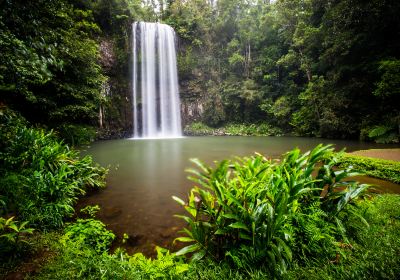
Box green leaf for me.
[172,196,186,206]
[191,250,206,261]
[215,228,228,235]
[175,244,201,256]
[174,237,195,243]
[229,222,250,231]
[222,213,239,220]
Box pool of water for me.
[78,136,399,256]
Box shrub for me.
[184,122,282,136]
[184,122,215,136]
[35,243,189,279]
[366,125,398,143]
[0,216,34,259]
[224,123,282,136]
[173,145,368,275]
[80,205,101,218]
[0,109,108,229]
[286,194,400,279]
[63,219,115,253]
[56,124,97,146]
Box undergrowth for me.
[183,122,283,136]
[0,109,108,230]
[28,195,400,280]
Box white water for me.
[132,22,182,138]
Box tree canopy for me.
[0,0,399,142]
[166,0,400,141]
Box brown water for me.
[78,136,399,256]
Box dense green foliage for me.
[27,194,400,280]
[0,109,107,231]
[63,218,115,253]
[0,0,105,130]
[173,145,368,275]
[57,124,97,146]
[1,0,399,278]
[166,0,400,141]
[286,194,400,279]
[0,217,35,259]
[35,236,189,279]
[184,122,282,136]
[339,154,400,183]
[0,0,157,140]
[1,139,399,279]
[2,0,398,141]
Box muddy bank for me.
[348,149,400,161]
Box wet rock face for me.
[96,38,132,138]
[180,99,204,126]
[99,40,115,72]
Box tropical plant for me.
[173,145,368,275]
[57,124,97,146]
[80,205,101,218]
[130,247,189,278]
[0,109,107,229]
[0,216,34,258]
[366,125,399,144]
[36,243,189,279]
[63,218,115,254]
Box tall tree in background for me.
[166,0,399,141]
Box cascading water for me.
[132,22,182,138]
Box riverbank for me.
[183,122,284,136]
[339,149,400,184]
[348,148,400,161]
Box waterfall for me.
[132,22,182,138]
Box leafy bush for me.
[0,109,107,229]
[224,123,282,136]
[184,122,215,136]
[63,219,115,253]
[286,194,400,279]
[12,194,400,279]
[0,216,34,259]
[35,243,188,279]
[80,205,101,218]
[338,154,400,183]
[57,124,97,146]
[366,125,398,143]
[184,122,282,136]
[130,247,189,278]
[173,145,368,275]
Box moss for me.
[338,154,400,183]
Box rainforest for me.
[1,0,399,279]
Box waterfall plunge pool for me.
[78,136,399,256]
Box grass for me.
[11,194,398,279]
[22,191,400,279]
[338,154,400,183]
[286,194,400,279]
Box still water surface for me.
[79,136,399,255]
